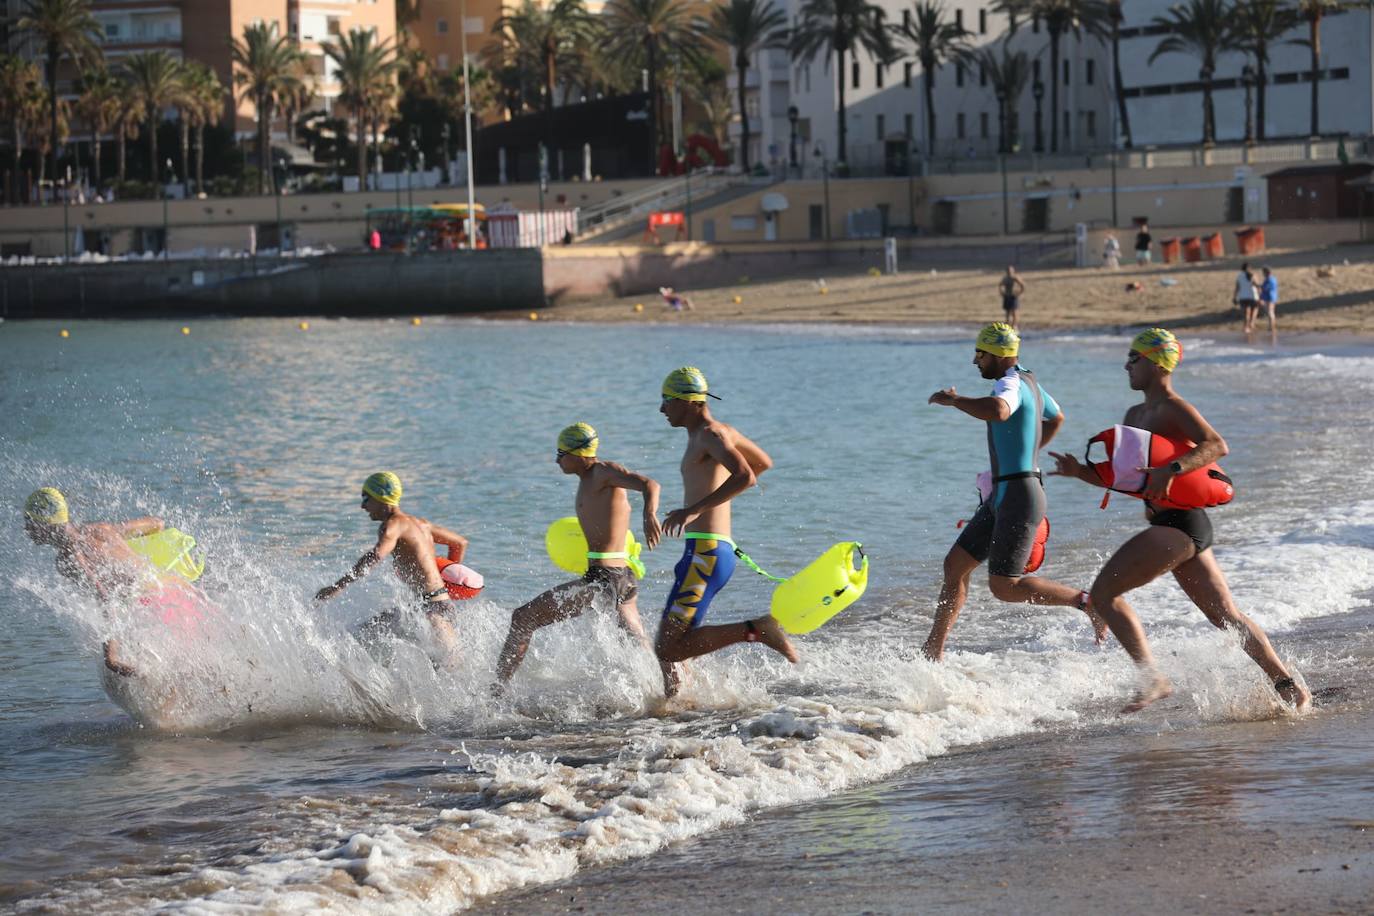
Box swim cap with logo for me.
[24,487,68,525]
[362,471,403,506]
[557,422,599,457]
[1131,327,1182,372]
[975,322,1020,357]
[662,366,719,402]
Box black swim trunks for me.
[1148,506,1214,555]
[582,564,638,607]
[956,475,1046,577]
[1002,294,1020,312]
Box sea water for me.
[1,319,1372,911]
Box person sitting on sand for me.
[655,367,797,698]
[22,487,169,677]
[495,423,664,690]
[315,472,469,667]
[923,324,1106,662]
[659,286,695,311]
[1048,329,1310,714]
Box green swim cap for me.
[662,366,718,402]
[557,422,599,457]
[362,471,402,506]
[975,322,1020,357]
[24,487,68,525]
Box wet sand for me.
[536,243,1374,336]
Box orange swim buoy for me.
[1086,425,1234,511]
[435,556,484,600]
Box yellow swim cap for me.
[662,366,717,402]
[557,422,599,457]
[24,487,68,525]
[975,322,1020,358]
[1131,327,1182,372]
[362,471,403,506]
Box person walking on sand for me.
[655,367,798,698]
[1134,222,1152,265]
[923,324,1107,661]
[1259,266,1279,337]
[1103,233,1122,269]
[1048,328,1310,714]
[495,423,665,690]
[315,472,470,667]
[998,266,1026,329]
[1235,262,1260,333]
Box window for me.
[1063,60,1070,85]
[1033,16,1040,33]
[979,62,987,87]
[903,8,910,29]
[956,9,964,28]
[956,62,964,87]
[804,66,811,92]
[980,111,989,138]
[852,60,860,88]
[1086,110,1096,138]
[105,22,119,37]
[904,113,913,138]
[904,62,912,87]
[979,9,987,33]
[326,16,340,35]
[956,112,966,139]
[1063,110,1070,138]
[877,114,885,140]
[437,17,448,33]
[1086,60,1095,85]
[1032,59,1040,81]
[876,63,884,88]
[437,52,449,71]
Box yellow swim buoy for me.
[819,286,829,295]
[770,542,868,634]
[634,303,644,313]
[126,527,206,583]
[298,321,310,331]
[181,326,190,335]
[545,517,644,578]
[732,295,743,304]
[411,317,422,326]
[529,312,539,321]
[59,328,70,338]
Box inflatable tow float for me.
[1085,425,1234,510]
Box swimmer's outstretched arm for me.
[429,524,469,563]
[117,517,164,538]
[316,521,401,601]
[598,462,663,549]
[928,386,1011,422]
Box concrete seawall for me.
[0,250,544,318]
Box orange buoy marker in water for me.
[411,317,422,326]
[298,321,310,331]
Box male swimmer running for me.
[656,367,797,698]
[924,323,1106,661]
[315,472,469,666]
[495,423,664,689]
[22,487,167,677]
[1049,328,1310,713]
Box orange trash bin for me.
[1203,232,1224,258]
[1160,237,1182,264]
[1235,226,1265,255]
[1182,237,1203,262]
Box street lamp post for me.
[460,0,478,249]
[442,122,451,184]
[1032,80,1045,154]
[815,142,830,241]
[163,157,172,261]
[62,166,70,260]
[1241,64,1256,145]
[787,105,799,175]
[995,89,1009,234]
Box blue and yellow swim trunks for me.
[663,534,738,629]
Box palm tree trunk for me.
[258,91,271,194]
[92,129,102,190]
[1202,67,1215,144]
[923,66,936,157]
[11,119,21,204]
[1112,20,1132,148]
[1309,17,1321,137]
[356,104,367,189]
[45,41,59,193]
[836,48,847,167]
[117,124,126,182]
[737,58,751,172]
[180,117,190,189]
[148,111,159,185]
[195,124,205,194]
[1256,49,1267,141]
[1049,32,1060,153]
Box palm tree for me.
[75,68,119,190]
[970,42,1031,153]
[1148,0,1238,145]
[703,0,788,172]
[14,0,102,191]
[180,62,225,194]
[993,0,1110,153]
[113,89,140,183]
[1104,0,1131,148]
[683,53,734,150]
[892,0,969,158]
[1229,0,1299,141]
[28,85,68,188]
[603,0,703,171]
[0,55,44,203]
[324,26,398,190]
[790,0,894,170]
[230,21,304,194]
[1291,0,1347,137]
[121,51,184,187]
[495,0,596,116]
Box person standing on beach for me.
[1259,266,1279,336]
[998,267,1025,329]
[1048,328,1310,714]
[923,324,1106,662]
[1135,223,1152,265]
[315,472,469,666]
[655,367,798,697]
[495,423,664,690]
[1103,233,1122,269]
[1235,263,1260,333]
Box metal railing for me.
[575,167,736,238]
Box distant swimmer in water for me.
[655,367,798,698]
[1049,328,1311,713]
[22,486,170,678]
[495,423,663,690]
[315,472,470,667]
[923,324,1106,662]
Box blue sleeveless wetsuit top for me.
[986,365,1060,507]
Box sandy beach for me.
[537,242,1374,336]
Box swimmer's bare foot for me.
[1078,591,1110,645]
[750,615,799,664]
[1274,676,1311,712]
[1120,672,1173,715]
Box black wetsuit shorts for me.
[1148,507,1214,555]
[956,476,1046,577]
